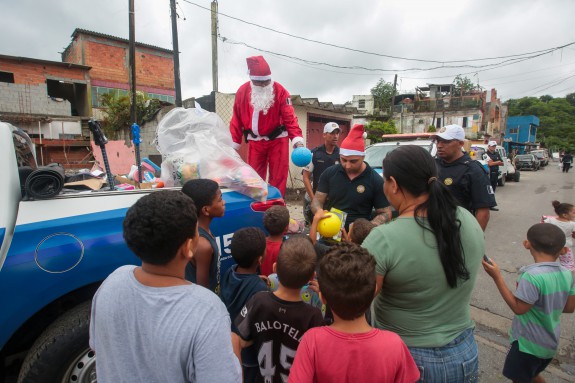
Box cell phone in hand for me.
[483,254,493,265]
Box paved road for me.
[286,161,575,382]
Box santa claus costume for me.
[230,56,304,196]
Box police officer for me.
[434,125,496,231]
[485,141,504,198]
[302,122,341,224]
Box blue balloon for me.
[291,147,312,167]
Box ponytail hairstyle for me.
[382,145,469,288]
[552,200,574,217]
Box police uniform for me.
[436,153,496,212]
[303,144,340,223]
[316,162,389,230]
[485,150,503,191]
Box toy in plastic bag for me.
[156,106,268,201]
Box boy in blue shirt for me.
[221,227,268,381]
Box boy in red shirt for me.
[289,243,420,383]
[260,205,290,276]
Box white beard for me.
[250,81,275,115]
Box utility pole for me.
[211,1,219,92]
[129,0,137,124]
[170,0,182,106]
[390,74,397,116]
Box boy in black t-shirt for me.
[234,235,324,383]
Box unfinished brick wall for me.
[0,57,88,85]
[63,32,175,95]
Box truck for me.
[0,121,284,382]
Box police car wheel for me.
[17,301,95,383]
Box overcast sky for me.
[1,0,574,104]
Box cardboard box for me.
[114,176,153,189]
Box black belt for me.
[243,125,286,143]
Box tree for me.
[505,95,575,152]
[452,75,477,96]
[370,78,396,113]
[100,91,162,139]
[365,120,397,143]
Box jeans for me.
[408,327,479,383]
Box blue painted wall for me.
[505,115,540,153]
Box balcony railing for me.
[394,96,482,113]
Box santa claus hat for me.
[340,124,367,156]
[246,56,272,81]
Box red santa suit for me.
[230,57,303,196]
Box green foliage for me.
[370,78,397,113]
[365,120,398,143]
[506,95,575,152]
[427,125,436,132]
[452,75,478,95]
[100,91,162,139]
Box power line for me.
[220,35,550,74]
[181,0,574,65]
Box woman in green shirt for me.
[363,145,484,383]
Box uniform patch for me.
[356,185,365,193]
[487,185,494,194]
[286,97,292,105]
[444,178,453,186]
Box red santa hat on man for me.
[247,56,272,81]
[340,124,367,156]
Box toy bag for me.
[156,106,268,201]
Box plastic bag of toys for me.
[156,106,268,201]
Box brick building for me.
[0,29,175,168]
[62,28,175,117]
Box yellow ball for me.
[317,214,342,238]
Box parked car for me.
[530,149,549,167]
[469,144,513,186]
[364,135,436,176]
[515,154,540,171]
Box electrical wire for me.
[181,0,574,65]
[220,35,552,74]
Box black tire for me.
[18,301,96,383]
[514,170,520,182]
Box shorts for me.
[503,341,552,383]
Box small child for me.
[182,179,225,295]
[261,205,290,276]
[483,223,575,383]
[220,227,269,381]
[344,218,376,245]
[90,191,240,382]
[542,200,575,272]
[289,243,420,382]
[234,236,324,382]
